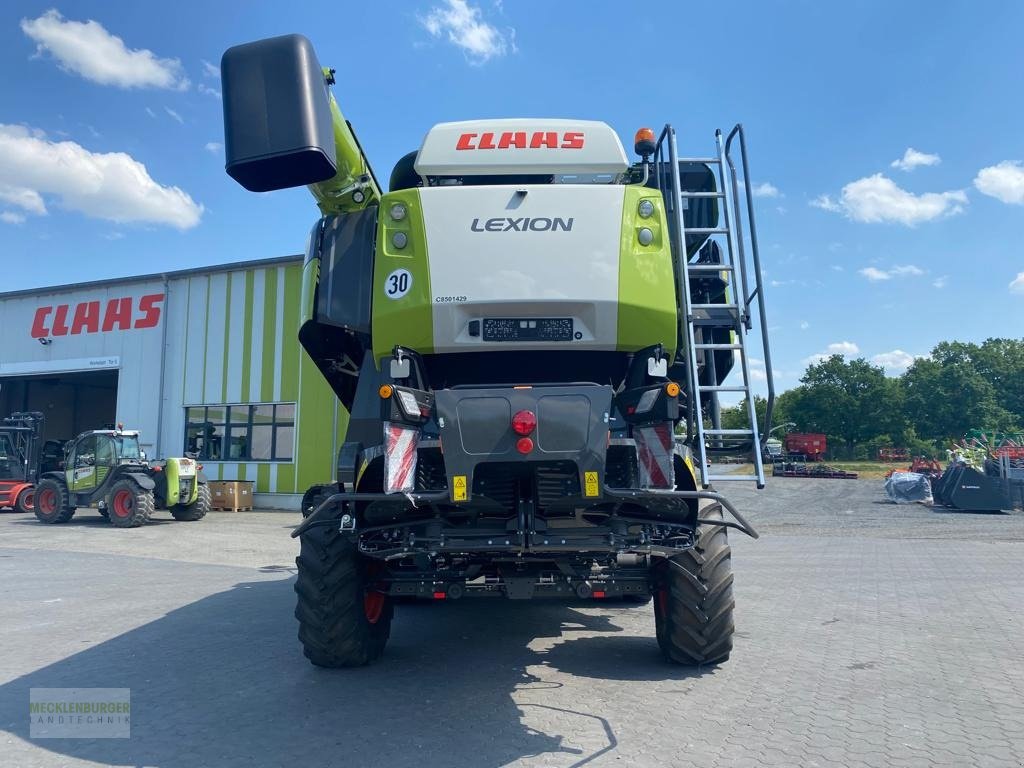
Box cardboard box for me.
[209,480,254,512]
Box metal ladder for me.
[654,124,775,488]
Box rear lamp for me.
[391,232,408,249]
[637,227,653,246]
[390,203,407,221]
[378,384,393,399]
[638,200,654,218]
[516,437,534,454]
[665,382,680,397]
[511,410,536,436]
[635,389,660,414]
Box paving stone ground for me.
[0,479,1022,767]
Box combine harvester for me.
[220,35,774,667]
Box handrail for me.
[724,124,775,442]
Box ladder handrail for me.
[724,124,776,441]
[652,122,773,488]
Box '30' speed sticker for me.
[384,268,412,299]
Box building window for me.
[184,403,295,461]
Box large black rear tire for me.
[294,520,393,667]
[106,479,155,528]
[654,502,735,665]
[171,482,210,521]
[34,478,75,524]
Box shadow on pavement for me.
[0,578,703,767]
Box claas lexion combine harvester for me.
[220,35,774,667]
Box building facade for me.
[0,255,345,509]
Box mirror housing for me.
[221,34,337,192]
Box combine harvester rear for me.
[220,35,775,667]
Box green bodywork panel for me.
[309,87,382,216]
[162,458,199,506]
[371,189,434,363]
[617,185,679,357]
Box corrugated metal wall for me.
[159,261,347,497]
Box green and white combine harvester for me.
[220,35,775,667]
[34,427,211,528]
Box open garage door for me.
[0,370,118,445]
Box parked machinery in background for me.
[932,433,1023,512]
[0,411,44,513]
[34,427,212,527]
[783,432,826,461]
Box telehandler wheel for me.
[34,479,75,524]
[654,502,735,665]
[106,479,155,528]
[171,482,211,521]
[15,486,35,514]
[294,520,393,667]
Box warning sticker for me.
[452,475,468,502]
[584,471,599,497]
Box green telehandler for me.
[34,427,211,528]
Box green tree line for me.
[720,338,1024,459]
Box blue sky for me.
[1,1,1022,396]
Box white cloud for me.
[891,148,940,172]
[871,349,918,375]
[420,0,513,63]
[932,275,948,289]
[974,161,1024,205]
[198,83,221,99]
[810,194,841,212]
[859,266,891,281]
[804,341,860,366]
[145,107,156,118]
[164,107,183,124]
[1,211,27,225]
[1011,272,1024,295]
[204,141,223,154]
[751,182,780,198]
[799,320,810,330]
[0,123,203,229]
[0,184,47,215]
[858,264,925,281]
[812,174,967,226]
[201,59,219,78]
[20,10,189,90]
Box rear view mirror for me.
[221,34,337,192]
[647,357,668,377]
[390,358,411,379]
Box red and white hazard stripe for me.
[634,423,675,489]
[384,422,419,493]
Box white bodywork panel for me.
[419,184,625,353]
[415,119,629,176]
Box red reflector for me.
[593,590,607,599]
[516,437,534,454]
[511,409,537,436]
[432,591,447,600]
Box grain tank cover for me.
[414,119,629,177]
[221,34,337,192]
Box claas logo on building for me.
[31,294,164,338]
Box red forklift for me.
[0,412,45,513]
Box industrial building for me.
[0,255,345,509]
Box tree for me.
[786,355,902,451]
[901,352,1018,441]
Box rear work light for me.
[511,410,536,436]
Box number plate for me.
[483,318,573,342]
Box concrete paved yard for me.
[1,480,1022,767]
